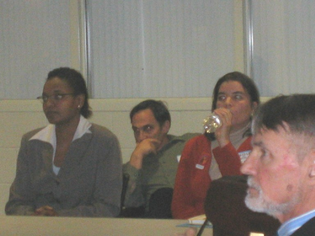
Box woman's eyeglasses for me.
[36,93,75,103]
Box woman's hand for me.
[213,108,232,147]
[32,205,58,216]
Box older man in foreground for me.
[241,94,315,236]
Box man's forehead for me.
[252,126,289,146]
[132,109,155,121]
[131,116,158,129]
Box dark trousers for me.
[120,187,173,219]
[144,187,173,219]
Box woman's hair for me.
[47,67,92,118]
[211,71,260,111]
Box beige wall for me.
[0,98,213,215]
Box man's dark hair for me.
[252,94,315,137]
[130,100,171,127]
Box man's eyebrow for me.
[252,141,263,147]
[132,124,152,130]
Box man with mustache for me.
[241,94,315,236]
[122,99,198,218]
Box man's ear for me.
[162,120,171,134]
[309,162,315,178]
[308,150,315,179]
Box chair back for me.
[204,175,281,236]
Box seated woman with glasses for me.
[5,67,122,217]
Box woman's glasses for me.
[36,93,75,103]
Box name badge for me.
[239,150,251,163]
[195,164,204,170]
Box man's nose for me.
[138,130,148,141]
[240,153,256,175]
